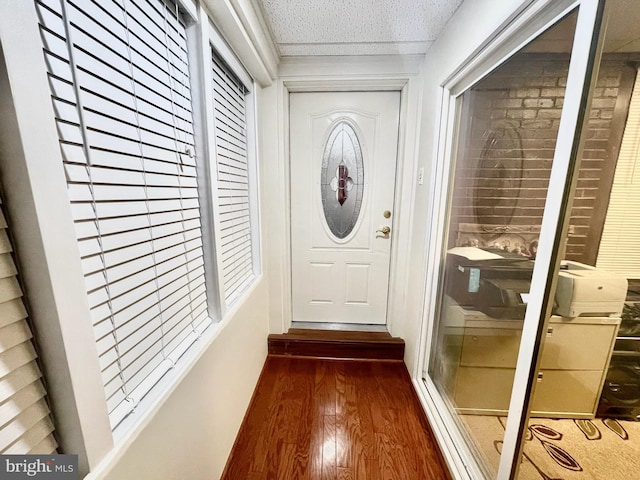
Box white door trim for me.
[273,73,421,335]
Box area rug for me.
[462,415,640,479]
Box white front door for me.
[290,91,400,324]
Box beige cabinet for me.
[444,305,620,418]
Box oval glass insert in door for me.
[321,121,364,239]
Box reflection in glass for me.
[427,12,578,478]
[321,121,364,239]
[515,0,640,477]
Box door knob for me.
[377,226,391,235]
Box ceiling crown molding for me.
[203,0,279,86]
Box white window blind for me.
[36,0,212,429]
[211,50,255,305]
[597,67,640,279]
[0,197,58,454]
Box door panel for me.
[422,8,590,478]
[290,91,400,324]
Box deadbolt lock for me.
[383,210,391,218]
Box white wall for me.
[258,81,287,334]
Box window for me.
[210,48,259,307]
[0,195,57,454]
[597,67,640,279]
[321,121,365,239]
[36,0,212,430]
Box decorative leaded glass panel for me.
[321,121,364,239]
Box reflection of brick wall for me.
[450,54,633,263]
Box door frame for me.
[414,0,605,478]
[271,59,424,334]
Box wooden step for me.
[268,328,405,360]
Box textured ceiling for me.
[255,0,464,56]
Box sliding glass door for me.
[421,1,606,478]
[517,0,640,477]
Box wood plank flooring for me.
[221,355,451,480]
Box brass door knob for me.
[377,226,391,235]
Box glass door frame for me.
[416,0,606,478]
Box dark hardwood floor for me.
[221,355,451,479]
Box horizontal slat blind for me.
[36,0,212,429]
[0,198,58,454]
[597,68,640,279]
[211,50,254,305]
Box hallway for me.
[221,355,450,479]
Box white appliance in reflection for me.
[554,261,628,317]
